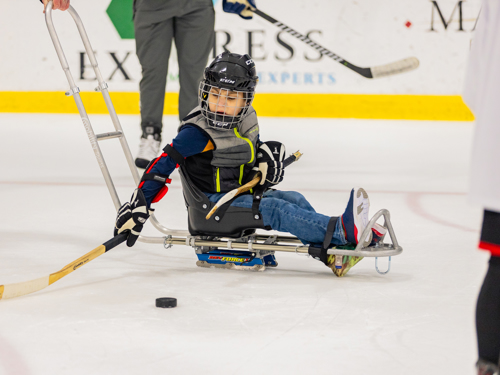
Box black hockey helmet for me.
[199,52,258,130]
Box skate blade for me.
[327,255,364,277]
[196,261,265,272]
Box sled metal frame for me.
[45,2,402,273]
[158,208,402,258]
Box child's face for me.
[208,87,247,116]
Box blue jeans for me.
[204,190,347,246]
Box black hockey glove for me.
[254,141,286,188]
[114,189,153,247]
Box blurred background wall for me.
[0,0,479,120]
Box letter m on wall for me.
[430,1,464,31]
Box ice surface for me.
[0,113,484,374]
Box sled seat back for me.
[178,167,266,238]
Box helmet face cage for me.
[199,81,255,130]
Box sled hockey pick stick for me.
[253,8,419,79]
[0,233,128,300]
[205,150,303,220]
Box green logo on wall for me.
[106,0,135,39]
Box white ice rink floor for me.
[0,113,486,375]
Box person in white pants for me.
[463,2,500,374]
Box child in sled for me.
[114,52,384,276]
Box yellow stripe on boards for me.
[0,91,474,121]
[0,285,4,300]
[253,93,475,121]
[0,92,178,115]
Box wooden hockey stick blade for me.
[0,233,128,300]
[205,150,303,220]
[253,8,419,79]
[205,174,261,220]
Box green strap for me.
[233,128,254,164]
[239,164,244,185]
[216,168,221,192]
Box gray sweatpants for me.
[134,0,215,133]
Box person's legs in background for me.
[476,256,500,375]
[476,210,500,375]
[175,2,215,120]
[134,16,174,168]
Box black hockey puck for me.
[156,297,177,308]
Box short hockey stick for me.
[0,233,128,300]
[205,150,303,220]
[253,8,419,79]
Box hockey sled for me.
[45,3,403,276]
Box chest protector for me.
[178,106,259,193]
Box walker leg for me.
[375,256,391,275]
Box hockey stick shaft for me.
[253,9,352,68]
[205,150,302,220]
[0,233,128,300]
[253,8,419,79]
